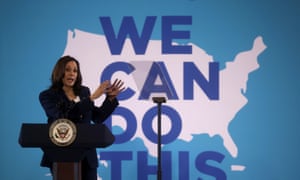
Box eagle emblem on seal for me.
[49,119,77,147]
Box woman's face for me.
[62,61,78,88]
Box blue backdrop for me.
[0,0,299,179]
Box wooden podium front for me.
[19,122,115,180]
[53,162,82,180]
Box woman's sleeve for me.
[39,90,64,123]
[92,97,119,124]
[69,87,119,123]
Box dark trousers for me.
[81,158,97,180]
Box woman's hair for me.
[50,55,83,95]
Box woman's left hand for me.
[106,79,125,101]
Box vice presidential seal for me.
[49,118,77,147]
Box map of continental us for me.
[63,29,266,171]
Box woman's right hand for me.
[90,80,110,101]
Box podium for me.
[18,121,115,180]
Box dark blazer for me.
[39,86,118,168]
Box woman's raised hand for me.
[106,79,125,101]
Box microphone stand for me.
[152,97,166,180]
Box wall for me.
[0,0,299,179]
